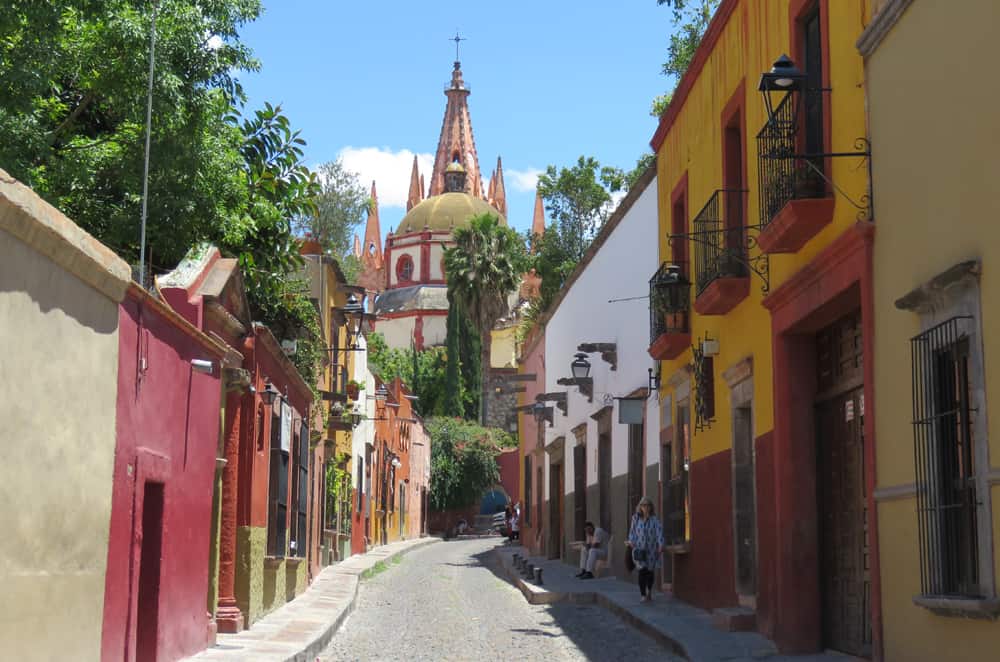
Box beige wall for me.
[0,172,128,661]
[867,2,1000,659]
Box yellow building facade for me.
[860,1,1000,659]
[650,0,876,656]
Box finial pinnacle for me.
[450,30,466,62]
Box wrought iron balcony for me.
[692,189,750,296]
[647,262,692,361]
[756,90,829,228]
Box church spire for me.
[362,181,383,269]
[429,60,483,199]
[407,155,423,211]
[531,188,546,245]
[492,156,507,216]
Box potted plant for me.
[346,379,364,400]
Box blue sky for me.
[237,1,676,240]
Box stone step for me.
[711,606,757,632]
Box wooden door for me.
[573,445,586,541]
[549,464,563,559]
[627,424,644,522]
[599,433,611,532]
[817,386,870,658]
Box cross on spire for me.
[451,31,466,61]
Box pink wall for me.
[102,289,225,662]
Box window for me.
[396,254,414,282]
[694,346,716,430]
[288,421,309,557]
[266,410,289,557]
[912,317,979,597]
[665,400,690,545]
[799,3,825,171]
[573,442,586,541]
[626,423,644,523]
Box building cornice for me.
[856,0,914,57]
[0,169,131,302]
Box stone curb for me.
[185,537,440,662]
[494,548,689,659]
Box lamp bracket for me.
[577,343,617,371]
[535,392,568,416]
[668,222,771,294]
[556,377,593,403]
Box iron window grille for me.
[692,189,750,295]
[649,261,691,344]
[692,344,716,431]
[911,316,980,597]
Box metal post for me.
[138,0,158,288]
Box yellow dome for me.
[398,192,507,233]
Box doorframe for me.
[125,447,172,662]
[725,357,757,608]
[763,222,879,658]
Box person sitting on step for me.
[575,521,609,579]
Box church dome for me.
[397,192,507,233]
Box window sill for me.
[912,595,1000,620]
[285,556,305,567]
[694,276,749,315]
[648,330,691,361]
[263,556,284,568]
[757,196,835,254]
[666,543,691,555]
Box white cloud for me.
[506,167,543,193]
[337,146,434,209]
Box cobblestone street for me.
[321,538,680,661]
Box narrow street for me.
[321,538,679,661]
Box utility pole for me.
[138,0,158,288]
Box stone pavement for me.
[495,545,861,662]
[184,537,439,662]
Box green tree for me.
[652,0,720,117]
[295,159,369,261]
[0,0,261,267]
[366,332,450,418]
[444,300,482,420]
[444,213,528,425]
[531,156,623,312]
[426,417,516,512]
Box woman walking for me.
[626,496,664,602]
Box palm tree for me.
[444,213,528,424]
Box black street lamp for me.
[343,293,364,348]
[260,380,281,406]
[758,54,807,128]
[570,353,591,380]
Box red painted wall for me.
[102,291,224,662]
[674,449,737,610]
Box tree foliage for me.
[0,3,326,392]
[295,159,369,264]
[426,417,516,512]
[444,214,528,424]
[444,301,481,419]
[531,156,623,312]
[652,0,720,116]
[366,331,450,418]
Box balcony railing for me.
[756,90,828,228]
[692,189,749,295]
[648,261,691,346]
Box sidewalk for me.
[186,537,439,662]
[495,546,858,662]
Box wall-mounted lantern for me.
[261,380,281,406]
[570,353,591,380]
[758,54,807,129]
[342,293,364,349]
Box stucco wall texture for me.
[867,1,1000,659]
[0,171,129,662]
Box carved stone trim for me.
[722,356,753,389]
[223,367,251,393]
[667,364,691,389]
[545,436,565,462]
[857,0,915,57]
[572,424,588,444]
[894,261,980,313]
